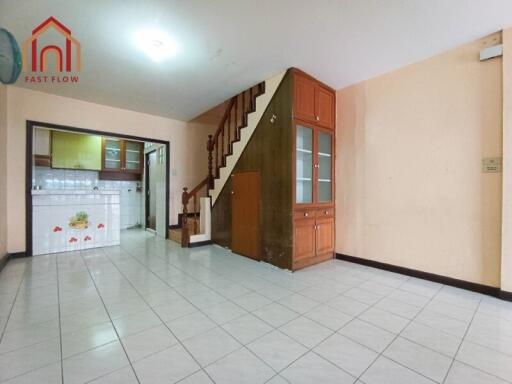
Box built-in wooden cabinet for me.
[211,68,335,271]
[294,70,335,130]
[293,69,335,270]
[101,138,143,174]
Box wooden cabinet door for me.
[294,75,316,123]
[293,218,316,261]
[315,87,335,130]
[124,141,143,173]
[316,217,334,255]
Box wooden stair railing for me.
[181,176,209,247]
[180,81,265,247]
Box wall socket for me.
[482,157,502,173]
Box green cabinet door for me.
[52,131,102,170]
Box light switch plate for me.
[482,157,502,173]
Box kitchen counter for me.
[32,189,120,255]
[31,189,120,195]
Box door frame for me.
[144,150,157,230]
[25,120,171,257]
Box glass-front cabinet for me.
[103,138,122,171]
[295,124,333,205]
[124,141,142,171]
[102,138,143,174]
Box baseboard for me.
[9,252,27,259]
[500,290,512,301]
[0,254,9,273]
[189,240,213,248]
[335,253,509,301]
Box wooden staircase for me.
[179,82,266,247]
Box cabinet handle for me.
[324,210,328,215]
[304,212,309,217]
[231,190,235,195]
[316,115,320,121]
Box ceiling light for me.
[134,29,178,62]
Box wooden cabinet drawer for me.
[316,207,334,217]
[294,209,315,219]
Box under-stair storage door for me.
[317,130,333,204]
[295,125,314,205]
[231,171,261,260]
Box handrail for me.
[181,175,209,247]
[179,81,265,247]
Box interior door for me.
[145,151,157,231]
[231,171,260,260]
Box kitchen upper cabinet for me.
[101,138,143,175]
[294,71,335,130]
[52,131,102,170]
[33,128,51,167]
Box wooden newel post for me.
[181,187,189,247]
[207,135,214,189]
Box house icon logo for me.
[22,16,80,83]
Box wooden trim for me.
[26,120,171,257]
[98,171,141,181]
[34,154,51,167]
[290,67,335,93]
[0,254,9,273]
[335,253,502,298]
[188,240,213,248]
[145,150,155,230]
[500,290,512,302]
[8,252,27,259]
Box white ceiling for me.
[1,0,512,121]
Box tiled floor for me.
[0,230,512,383]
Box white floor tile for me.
[222,313,273,344]
[281,352,356,384]
[361,356,436,384]
[1,362,62,384]
[456,340,512,382]
[383,337,452,382]
[314,333,378,377]
[166,311,217,341]
[445,361,509,384]
[205,347,275,384]
[304,304,353,331]
[401,321,462,357]
[121,324,178,362]
[279,316,334,348]
[62,321,118,358]
[183,327,242,367]
[133,344,200,384]
[247,330,308,371]
[358,307,409,334]
[87,366,138,384]
[338,319,395,353]
[62,341,129,384]
[253,303,299,327]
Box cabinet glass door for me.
[104,139,121,170]
[317,131,332,203]
[124,141,141,171]
[296,125,313,204]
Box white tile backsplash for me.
[34,167,143,229]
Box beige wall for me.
[337,33,503,287]
[0,84,7,263]
[5,86,215,253]
[501,28,512,292]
